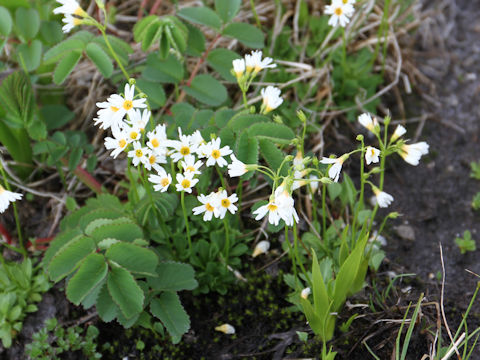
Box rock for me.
[395,224,415,241]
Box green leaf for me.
[136,78,166,109]
[311,250,330,316]
[259,139,288,176]
[106,243,158,275]
[107,266,144,319]
[40,20,63,45]
[0,71,35,127]
[43,229,82,267]
[88,218,143,244]
[85,42,113,78]
[17,39,41,71]
[53,50,82,85]
[40,104,75,131]
[215,0,241,23]
[185,22,205,56]
[15,7,40,40]
[223,22,264,48]
[0,6,12,36]
[227,114,269,133]
[150,292,190,344]
[207,48,241,82]
[247,122,295,144]
[96,284,118,322]
[236,130,258,165]
[142,53,184,84]
[68,147,83,171]
[66,253,108,305]
[184,74,227,106]
[48,236,96,282]
[177,7,222,30]
[43,37,86,63]
[147,262,197,291]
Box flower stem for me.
[100,28,130,81]
[284,225,298,286]
[181,191,192,252]
[249,0,262,29]
[293,222,311,286]
[242,90,248,110]
[223,217,230,264]
[322,184,327,242]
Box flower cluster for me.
[192,190,238,221]
[324,0,355,28]
[232,51,283,114]
[253,185,299,227]
[54,0,88,33]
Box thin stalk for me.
[100,28,130,81]
[223,217,230,263]
[242,90,248,110]
[126,158,139,203]
[180,191,192,252]
[284,225,298,287]
[293,222,311,286]
[322,184,327,242]
[236,180,243,221]
[216,166,227,189]
[249,0,262,29]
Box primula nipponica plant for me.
[13,0,427,350]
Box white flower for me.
[215,324,235,335]
[245,50,276,73]
[180,155,203,175]
[104,127,129,159]
[61,15,82,33]
[301,287,311,299]
[252,240,270,258]
[94,101,124,131]
[217,190,238,219]
[275,186,299,226]
[373,187,394,208]
[0,186,22,213]
[127,141,149,167]
[399,142,429,166]
[148,167,172,192]
[232,59,245,79]
[341,0,355,5]
[191,130,207,151]
[358,113,379,133]
[146,124,168,154]
[202,138,232,168]
[107,84,147,126]
[144,150,167,171]
[167,128,198,163]
[325,0,354,27]
[261,86,283,113]
[390,125,406,142]
[365,146,380,165]
[126,109,150,132]
[53,0,86,17]
[124,125,142,143]
[320,155,346,182]
[192,192,220,221]
[175,172,198,193]
[309,175,319,193]
[227,154,248,177]
[253,199,282,226]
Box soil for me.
[3,0,480,359]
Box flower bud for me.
[301,287,311,299]
[297,110,307,123]
[252,240,270,258]
[215,324,235,334]
[356,134,364,141]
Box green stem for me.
[293,222,311,286]
[236,180,243,222]
[0,241,25,256]
[100,28,130,81]
[249,0,262,29]
[352,139,366,244]
[322,184,327,242]
[181,191,192,252]
[0,165,25,257]
[216,165,227,189]
[223,217,230,264]
[242,90,248,110]
[285,225,298,287]
[126,158,139,203]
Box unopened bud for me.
[297,110,307,123]
[128,78,136,85]
[252,240,270,258]
[356,134,364,141]
[273,115,283,124]
[215,324,235,334]
[301,287,311,299]
[387,212,400,219]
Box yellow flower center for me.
[118,139,126,148]
[342,0,348,3]
[123,100,133,110]
[186,166,196,172]
[181,179,191,189]
[129,131,138,140]
[335,7,343,16]
[135,149,143,157]
[73,6,85,16]
[110,106,119,112]
[180,146,190,156]
[205,203,214,212]
[211,149,221,159]
[267,203,278,211]
[161,178,170,187]
[149,155,156,164]
[151,138,160,148]
[0,186,4,194]
[371,149,376,156]
[73,18,82,26]
[221,199,231,208]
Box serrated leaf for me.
[96,284,118,322]
[53,50,82,85]
[177,7,221,30]
[107,266,144,319]
[215,0,241,23]
[207,48,241,82]
[150,292,190,344]
[147,262,197,291]
[86,42,113,78]
[48,236,96,282]
[43,229,82,266]
[66,253,108,305]
[98,238,119,250]
[81,277,105,309]
[15,7,40,40]
[184,74,227,106]
[89,218,144,244]
[223,22,264,48]
[247,122,295,144]
[0,7,12,36]
[106,243,158,275]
